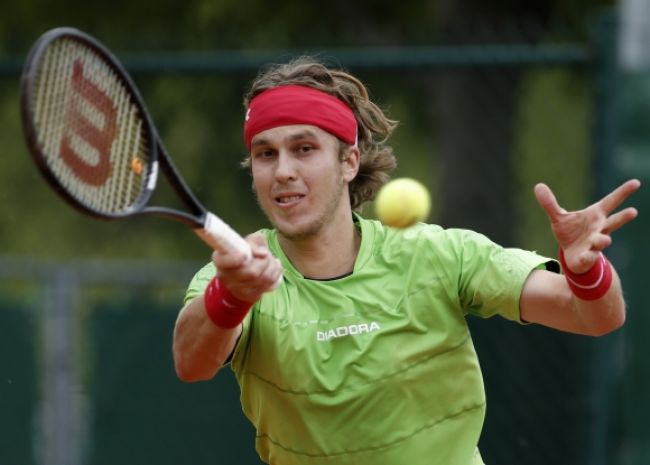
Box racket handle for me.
[195,212,283,290]
[195,212,253,260]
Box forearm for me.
[570,269,626,336]
[172,296,241,382]
[521,268,626,337]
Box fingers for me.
[247,233,272,259]
[603,207,639,235]
[212,248,248,270]
[245,234,283,287]
[212,233,270,269]
[260,256,284,290]
[597,179,640,236]
[227,254,282,300]
[213,232,283,301]
[534,183,566,223]
[598,179,641,214]
[591,233,612,251]
[577,250,601,269]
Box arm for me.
[173,233,283,382]
[173,297,243,381]
[520,268,625,336]
[520,179,640,336]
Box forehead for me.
[250,124,337,147]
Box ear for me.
[341,146,360,183]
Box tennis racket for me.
[20,27,252,260]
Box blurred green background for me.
[0,1,648,464]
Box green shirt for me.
[184,216,553,465]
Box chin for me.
[274,215,323,241]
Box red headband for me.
[243,85,357,150]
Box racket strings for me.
[32,38,152,215]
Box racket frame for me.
[20,27,255,260]
[20,27,208,228]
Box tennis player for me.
[173,58,640,465]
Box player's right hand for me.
[211,233,283,304]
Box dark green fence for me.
[88,297,262,465]
[0,300,37,465]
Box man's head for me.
[241,57,397,212]
[248,123,359,241]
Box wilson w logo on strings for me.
[60,60,117,186]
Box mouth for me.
[274,193,305,206]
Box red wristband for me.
[558,249,613,301]
[203,277,253,329]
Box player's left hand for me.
[534,179,641,274]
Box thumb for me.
[534,183,564,223]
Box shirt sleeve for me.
[453,230,557,323]
[183,262,216,305]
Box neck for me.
[278,213,360,280]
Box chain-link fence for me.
[1,10,647,465]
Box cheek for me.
[251,164,268,187]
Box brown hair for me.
[241,57,397,211]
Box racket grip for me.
[195,212,283,290]
[195,212,252,260]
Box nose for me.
[275,150,297,182]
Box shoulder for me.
[360,215,476,258]
[364,217,548,271]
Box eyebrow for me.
[287,130,319,142]
[251,129,320,148]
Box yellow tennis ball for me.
[375,178,431,228]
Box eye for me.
[253,148,276,160]
[297,144,314,154]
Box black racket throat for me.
[139,149,209,229]
[154,141,206,219]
